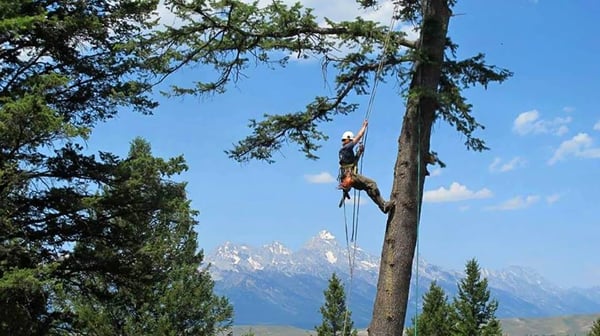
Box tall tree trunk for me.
[368,1,451,335]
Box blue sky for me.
[88,0,599,288]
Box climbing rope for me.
[341,3,402,336]
[413,4,430,334]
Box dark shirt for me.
[339,142,357,165]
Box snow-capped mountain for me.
[205,230,600,328]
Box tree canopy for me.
[147,0,511,163]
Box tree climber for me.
[337,120,394,213]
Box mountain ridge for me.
[205,230,600,328]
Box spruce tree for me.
[316,273,358,336]
[451,259,502,336]
[406,281,453,336]
[589,317,600,336]
[63,138,233,335]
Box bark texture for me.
[368,1,451,335]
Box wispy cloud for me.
[429,168,442,177]
[513,110,572,136]
[594,120,600,131]
[546,193,561,205]
[548,133,600,165]
[344,196,367,206]
[423,182,492,203]
[489,157,526,173]
[458,205,470,212]
[556,125,569,136]
[563,106,575,113]
[305,172,336,184]
[486,195,540,211]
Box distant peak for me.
[264,241,291,255]
[318,230,335,240]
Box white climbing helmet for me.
[341,131,354,141]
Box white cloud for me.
[429,168,442,177]
[423,182,492,203]
[594,120,600,131]
[513,110,540,135]
[153,0,186,28]
[305,172,336,184]
[252,0,395,25]
[344,196,367,206]
[546,193,560,204]
[400,24,419,41]
[556,125,569,136]
[297,0,415,60]
[513,109,572,136]
[548,133,600,165]
[486,195,540,211]
[563,106,575,113]
[156,0,398,30]
[489,157,525,173]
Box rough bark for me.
[368,0,451,335]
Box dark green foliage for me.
[590,317,600,336]
[1,1,232,334]
[148,0,511,162]
[452,259,502,336]
[405,281,453,336]
[438,49,513,151]
[407,260,503,336]
[60,138,233,335]
[315,273,357,336]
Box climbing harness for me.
[338,164,357,192]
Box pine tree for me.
[589,317,600,336]
[316,273,358,336]
[147,2,512,333]
[451,259,502,336]
[406,281,453,336]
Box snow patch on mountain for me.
[319,230,335,240]
[265,241,291,255]
[247,256,263,270]
[325,251,337,264]
[360,260,377,268]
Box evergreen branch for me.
[436,48,512,151]
[226,55,410,163]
